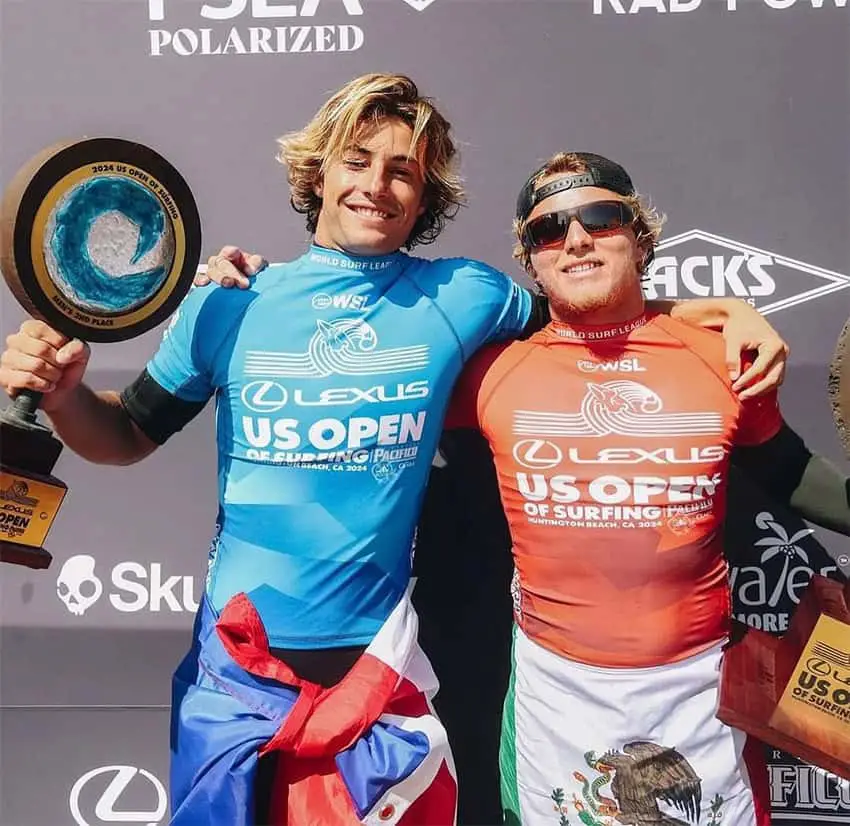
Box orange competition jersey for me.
[446,312,782,668]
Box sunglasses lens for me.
[524,202,635,248]
[578,202,630,232]
[526,213,567,248]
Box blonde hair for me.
[276,73,464,249]
[512,152,665,276]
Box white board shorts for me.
[500,625,771,826]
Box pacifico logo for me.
[643,230,850,315]
[70,765,167,826]
[56,554,199,616]
[146,0,437,57]
[768,751,850,822]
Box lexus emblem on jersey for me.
[69,765,167,826]
[512,439,564,470]
[241,380,289,413]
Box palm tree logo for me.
[754,511,814,606]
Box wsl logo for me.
[513,381,724,438]
[643,230,850,315]
[46,176,174,314]
[577,358,646,373]
[244,319,430,378]
[311,292,370,311]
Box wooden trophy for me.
[0,139,201,568]
[718,320,850,781]
[718,576,850,779]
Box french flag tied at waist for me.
[170,586,458,825]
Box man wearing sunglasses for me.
[440,151,850,826]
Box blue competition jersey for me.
[147,245,532,648]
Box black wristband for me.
[731,423,810,504]
[119,369,207,445]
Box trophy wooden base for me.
[718,574,850,781]
[0,397,67,570]
[0,539,52,569]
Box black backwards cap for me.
[515,152,635,223]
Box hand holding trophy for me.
[0,138,201,569]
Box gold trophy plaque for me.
[719,575,850,780]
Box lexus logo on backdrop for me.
[70,765,167,826]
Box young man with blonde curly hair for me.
[1,74,792,825]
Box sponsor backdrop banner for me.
[1,0,848,823]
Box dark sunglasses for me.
[523,200,635,249]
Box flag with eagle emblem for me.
[500,627,772,826]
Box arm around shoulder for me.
[653,297,788,398]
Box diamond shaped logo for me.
[643,229,850,316]
[399,0,437,9]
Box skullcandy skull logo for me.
[56,555,103,616]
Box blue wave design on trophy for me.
[48,176,174,313]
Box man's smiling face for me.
[528,183,645,324]
[313,117,427,256]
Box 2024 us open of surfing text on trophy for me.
[0,138,201,570]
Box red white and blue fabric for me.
[170,586,457,825]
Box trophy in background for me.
[0,138,202,569]
[719,576,850,779]
[718,320,850,780]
